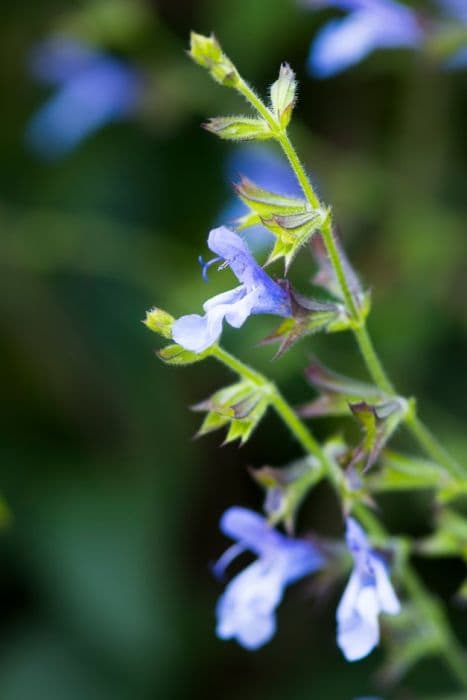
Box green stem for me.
[230,67,466,687]
[275,127,465,479]
[354,324,395,394]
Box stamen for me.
[198,255,222,282]
[211,542,246,580]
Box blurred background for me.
[0,1,466,698]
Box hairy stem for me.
[211,345,344,490]
[236,77,464,478]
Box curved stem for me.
[211,345,344,491]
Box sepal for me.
[193,379,271,445]
[260,285,352,357]
[157,343,212,366]
[349,399,408,472]
[299,358,385,418]
[234,177,305,217]
[203,116,273,141]
[311,231,364,311]
[251,438,344,531]
[269,63,297,129]
[262,209,322,270]
[367,451,451,495]
[144,307,174,338]
[189,32,240,87]
[251,456,324,531]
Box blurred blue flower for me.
[214,506,323,650]
[337,517,400,661]
[26,37,141,159]
[305,0,422,78]
[172,227,292,353]
[220,145,305,251]
[438,0,467,68]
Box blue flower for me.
[172,227,292,353]
[25,37,141,159]
[305,0,423,78]
[438,0,467,69]
[214,506,323,650]
[337,517,400,661]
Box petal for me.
[372,556,400,615]
[220,507,279,555]
[216,559,284,650]
[172,312,222,353]
[224,289,259,328]
[345,517,370,556]
[203,286,245,312]
[337,575,380,661]
[208,226,251,262]
[280,540,324,584]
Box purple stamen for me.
[198,255,222,282]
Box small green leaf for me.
[350,399,407,472]
[270,62,297,128]
[144,307,174,338]
[157,343,211,366]
[203,116,273,141]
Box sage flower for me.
[172,227,292,353]
[305,0,422,78]
[215,507,323,650]
[337,517,400,661]
[26,37,141,159]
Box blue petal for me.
[220,507,280,555]
[172,309,224,353]
[216,559,283,649]
[336,571,380,661]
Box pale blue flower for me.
[438,0,467,68]
[214,507,323,650]
[172,227,292,353]
[305,0,423,77]
[337,517,400,661]
[26,37,141,159]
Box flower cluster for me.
[142,31,467,697]
[214,507,399,660]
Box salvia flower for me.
[215,506,323,650]
[26,37,141,159]
[305,0,423,78]
[337,517,400,661]
[172,227,292,353]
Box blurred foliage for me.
[0,0,465,698]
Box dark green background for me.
[0,1,465,698]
